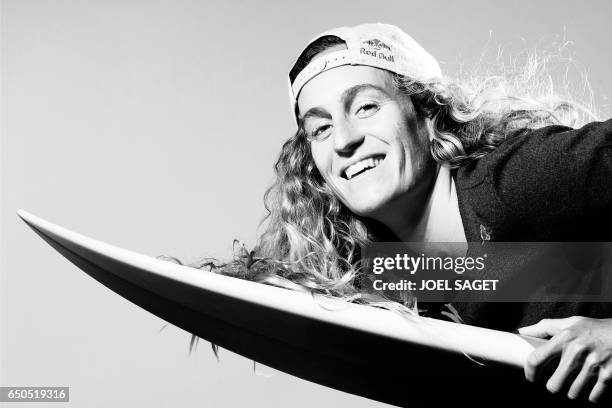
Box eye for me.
[308,124,332,141]
[355,103,380,118]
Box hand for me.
[518,316,612,403]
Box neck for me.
[383,166,466,243]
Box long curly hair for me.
[164,34,601,316]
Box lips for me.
[343,154,386,180]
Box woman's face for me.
[297,64,435,221]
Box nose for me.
[333,120,364,156]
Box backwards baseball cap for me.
[288,23,442,123]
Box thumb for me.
[518,317,576,338]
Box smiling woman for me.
[186,22,612,404]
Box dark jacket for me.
[442,119,612,331]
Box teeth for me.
[344,157,383,180]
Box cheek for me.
[309,141,333,177]
[399,116,431,168]
[309,141,346,200]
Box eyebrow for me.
[299,84,389,123]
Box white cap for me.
[288,23,442,123]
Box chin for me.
[344,197,390,218]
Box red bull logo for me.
[362,39,392,51]
[360,39,394,63]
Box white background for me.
[2,1,611,406]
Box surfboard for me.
[19,210,572,407]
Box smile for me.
[343,155,386,180]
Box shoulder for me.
[455,119,612,240]
[493,118,611,171]
[459,119,612,187]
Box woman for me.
[198,23,611,403]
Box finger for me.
[518,317,582,339]
[546,343,588,393]
[589,379,609,403]
[524,331,571,383]
[519,319,556,338]
[589,369,612,403]
[567,355,599,399]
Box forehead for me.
[297,65,394,116]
